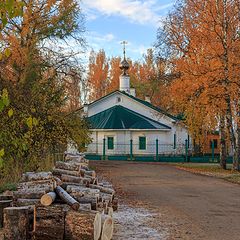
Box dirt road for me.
[90,161,240,240]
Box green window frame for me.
[107,137,114,150]
[139,136,146,150]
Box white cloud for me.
[82,0,173,26]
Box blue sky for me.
[81,0,175,62]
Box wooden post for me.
[3,206,29,240]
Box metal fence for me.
[86,139,190,160]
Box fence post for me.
[156,139,159,161]
[130,139,133,161]
[103,138,106,160]
[185,139,188,162]
[211,140,214,161]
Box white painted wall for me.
[87,129,188,156]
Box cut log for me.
[13,191,45,200]
[33,205,67,240]
[89,184,115,195]
[3,206,29,240]
[107,207,113,217]
[53,176,62,186]
[112,198,118,211]
[79,169,96,178]
[79,203,92,211]
[99,193,113,203]
[71,196,98,211]
[17,180,55,192]
[55,186,79,211]
[40,192,56,206]
[55,161,80,171]
[52,168,80,177]
[21,172,53,182]
[66,185,100,198]
[15,198,40,207]
[101,215,114,240]
[0,195,12,201]
[61,175,91,185]
[65,210,101,240]
[0,200,12,228]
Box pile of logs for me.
[0,153,118,240]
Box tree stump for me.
[3,206,29,240]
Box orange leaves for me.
[160,0,240,143]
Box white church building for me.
[79,51,190,160]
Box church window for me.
[139,136,146,150]
[107,137,114,150]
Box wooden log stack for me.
[0,153,118,240]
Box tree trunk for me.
[55,186,79,211]
[40,192,57,206]
[219,115,227,169]
[233,124,240,171]
[3,206,29,240]
[64,210,101,240]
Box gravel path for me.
[90,161,240,240]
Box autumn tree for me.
[0,0,90,180]
[88,49,109,101]
[156,0,240,169]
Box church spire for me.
[119,41,130,75]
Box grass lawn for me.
[175,163,240,184]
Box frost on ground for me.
[112,204,168,240]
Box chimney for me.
[130,88,136,97]
[145,96,151,103]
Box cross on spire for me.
[121,41,128,59]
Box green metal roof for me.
[79,90,180,121]
[87,105,171,130]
